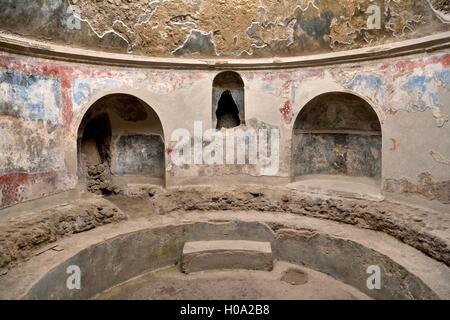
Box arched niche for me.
[77,94,165,193]
[292,92,382,181]
[213,71,245,129]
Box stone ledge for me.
[181,240,273,273]
[0,183,448,274]
[4,218,445,300]
[117,184,450,266]
[0,197,127,271]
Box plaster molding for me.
[0,31,450,70]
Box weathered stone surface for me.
[431,0,450,14]
[15,219,445,300]
[384,172,450,204]
[1,180,448,272]
[112,135,165,177]
[0,197,127,270]
[273,227,439,300]
[181,240,273,273]
[113,184,450,266]
[86,163,116,194]
[97,263,366,300]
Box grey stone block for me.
[181,240,273,273]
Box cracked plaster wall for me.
[0,48,449,208]
[0,0,449,58]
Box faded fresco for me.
[0,0,449,58]
[0,48,449,207]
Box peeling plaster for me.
[172,29,217,56]
[430,150,450,165]
[427,0,450,23]
[384,172,450,204]
[0,0,447,58]
[1,48,450,208]
[393,59,450,127]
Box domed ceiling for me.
[0,0,449,58]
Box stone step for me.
[181,240,273,273]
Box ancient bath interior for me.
[0,0,449,301]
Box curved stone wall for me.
[18,220,446,299]
[1,185,448,272]
[0,1,448,302]
[0,45,449,210]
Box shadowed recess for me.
[292,92,382,180]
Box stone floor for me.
[1,183,449,275]
[1,182,449,299]
[95,262,371,300]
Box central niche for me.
[213,71,245,130]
